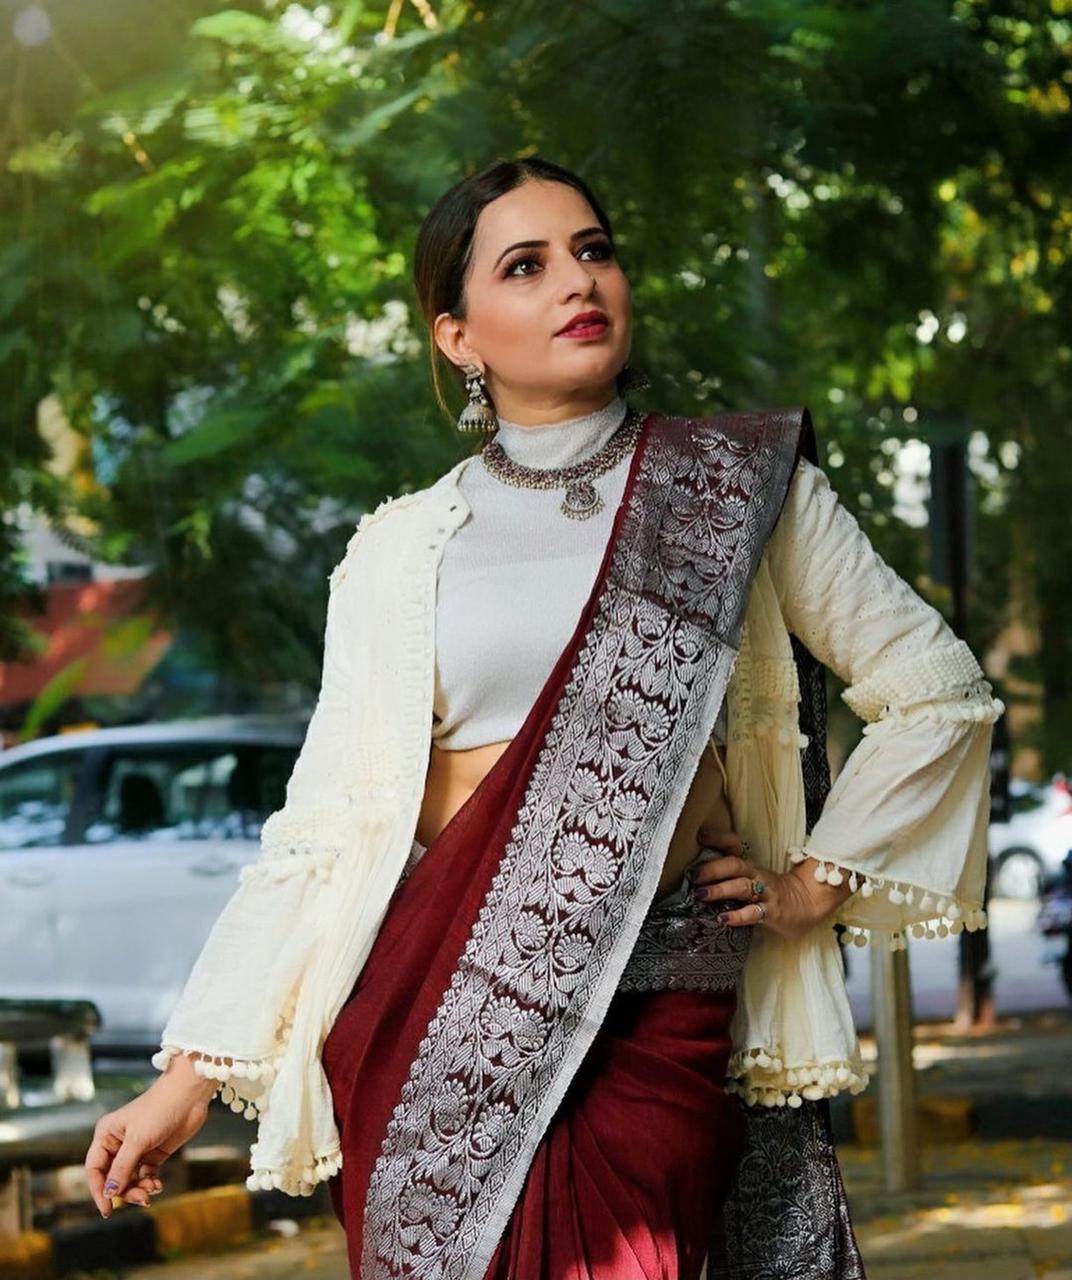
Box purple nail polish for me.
[694,886,711,900]
[716,912,729,923]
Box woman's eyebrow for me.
[492,226,606,271]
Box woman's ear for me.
[433,312,479,373]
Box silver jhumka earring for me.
[456,363,498,433]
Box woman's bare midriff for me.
[416,736,734,903]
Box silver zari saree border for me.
[361,408,812,1280]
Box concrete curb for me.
[0,1181,333,1279]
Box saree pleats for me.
[482,988,744,1280]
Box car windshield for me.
[79,741,297,844]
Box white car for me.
[990,777,1072,900]
[0,716,303,1049]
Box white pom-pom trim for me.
[785,846,987,950]
[244,1147,343,1198]
[726,1046,871,1106]
[151,990,301,1117]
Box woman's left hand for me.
[688,826,848,943]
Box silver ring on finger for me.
[754,901,767,923]
[741,839,751,855]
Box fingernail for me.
[694,886,712,900]
[104,1180,118,1195]
[716,912,729,923]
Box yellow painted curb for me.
[0,1229,52,1280]
[151,1184,253,1256]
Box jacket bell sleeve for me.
[149,534,363,1120]
[765,455,1005,950]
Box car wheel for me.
[993,848,1045,900]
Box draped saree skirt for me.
[320,407,866,1279]
[323,799,752,1280]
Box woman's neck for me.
[492,392,628,469]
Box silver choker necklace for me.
[480,406,646,520]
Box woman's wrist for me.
[160,1051,224,1103]
[788,855,855,927]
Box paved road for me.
[842,897,1068,1029]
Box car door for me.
[0,750,87,998]
[55,739,296,1045]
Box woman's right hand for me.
[84,1058,218,1217]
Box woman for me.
[84,157,1003,1280]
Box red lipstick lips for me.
[556,309,609,338]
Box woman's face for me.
[434,179,633,423]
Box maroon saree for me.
[321,407,860,1280]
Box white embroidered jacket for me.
[152,449,1004,1198]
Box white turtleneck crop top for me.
[430,391,729,752]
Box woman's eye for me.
[504,240,614,278]
[582,240,614,261]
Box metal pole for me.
[870,942,922,1193]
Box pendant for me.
[561,478,604,520]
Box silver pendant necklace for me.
[479,406,645,520]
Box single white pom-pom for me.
[888,887,906,905]
[814,862,829,883]
[787,1092,803,1108]
[860,881,875,898]
[827,867,844,886]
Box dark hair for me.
[412,155,619,421]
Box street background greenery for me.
[2,0,1069,768]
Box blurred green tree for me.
[1,0,1068,765]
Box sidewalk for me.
[839,1006,1072,1278]
[843,1137,1072,1278]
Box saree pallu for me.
[321,407,866,1279]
